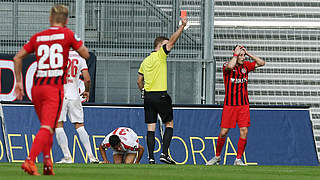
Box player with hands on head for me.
[14,4,90,175]
[99,127,144,164]
[137,13,187,164]
[206,45,265,166]
[55,50,99,164]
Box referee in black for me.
[137,16,187,164]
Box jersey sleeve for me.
[245,61,256,72]
[138,61,144,75]
[128,129,140,151]
[23,35,36,53]
[157,44,169,62]
[101,133,112,149]
[121,141,139,151]
[68,30,83,51]
[132,139,139,151]
[80,57,88,72]
[222,62,231,74]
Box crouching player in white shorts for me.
[55,51,99,163]
[99,127,144,164]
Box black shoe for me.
[149,159,155,164]
[159,153,176,164]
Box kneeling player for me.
[99,127,144,164]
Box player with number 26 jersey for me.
[23,26,84,129]
[14,5,90,176]
[23,26,83,86]
[64,50,88,100]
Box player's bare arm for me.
[243,47,265,68]
[226,45,241,71]
[76,45,90,60]
[80,69,91,102]
[13,47,29,100]
[137,74,144,91]
[98,145,111,164]
[166,16,187,51]
[135,144,145,164]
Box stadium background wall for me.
[0,104,318,166]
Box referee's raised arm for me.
[166,16,187,51]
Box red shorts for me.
[221,105,250,128]
[31,84,64,129]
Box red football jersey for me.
[23,26,83,86]
[223,61,256,106]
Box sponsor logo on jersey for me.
[36,69,63,77]
[230,77,248,84]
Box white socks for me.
[76,126,94,159]
[55,127,72,159]
[56,126,94,160]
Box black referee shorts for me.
[143,91,173,124]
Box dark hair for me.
[154,36,169,49]
[109,135,121,148]
[233,45,245,51]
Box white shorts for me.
[59,98,84,124]
[112,149,137,155]
[112,150,137,163]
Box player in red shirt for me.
[13,5,89,175]
[206,45,265,166]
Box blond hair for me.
[50,5,68,24]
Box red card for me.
[180,10,187,18]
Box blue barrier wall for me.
[0,105,318,166]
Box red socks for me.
[43,133,53,158]
[216,136,247,159]
[28,128,51,162]
[236,137,247,159]
[215,136,226,157]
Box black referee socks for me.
[162,127,173,155]
[147,131,155,159]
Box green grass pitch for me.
[0,163,319,180]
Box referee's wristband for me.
[233,53,238,57]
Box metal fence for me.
[87,0,212,104]
[0,0,77,53]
